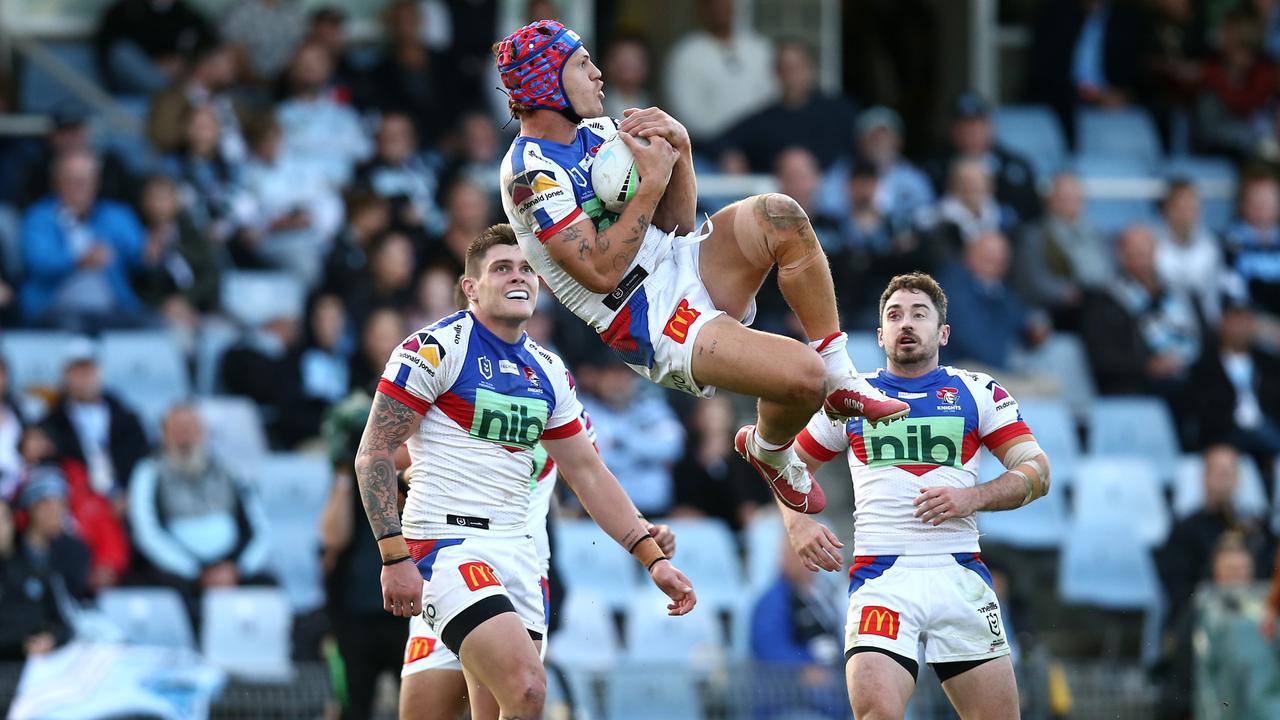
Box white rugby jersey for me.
[499,117,675,362]
[377,311,584,539]
[798,366,1033,556]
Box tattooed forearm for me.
[607,213,649,271]
[355,393,420,539]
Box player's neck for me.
[519,110,579,144]
[886,359,939,379]
[471,309,526,344]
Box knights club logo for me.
[936,387,959,405]
[523,367,541,387]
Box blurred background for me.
[0,0,1279,717]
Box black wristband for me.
[377,530,403,541]
[646,556,668,572]
[382,555,412,567]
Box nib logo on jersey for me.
[471,388,548,450]
[854,417,969,476]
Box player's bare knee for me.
[784,351,826,409]
[508,672,546,717]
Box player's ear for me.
[876,327,884,348]
[938,324,950,347]
[460,276,479,306]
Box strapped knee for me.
[736,193,824,278]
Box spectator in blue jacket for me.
[939,230,1051,371]
[749,532,846,719]
[20,151,147,329]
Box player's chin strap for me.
[1002,440,1050,506]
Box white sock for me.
[751,428,797,464]
[809,331,857,379]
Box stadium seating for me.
[195,396,269,478]
[99,330,190,435]
[1016,333,1097,419]
[743,514,785,592]
[219,271,306,328]
[623,589,724,670]
[658,518,744,612]
[604,664,704,720]
[976,451,1068,549]
[1085,397,1181,484]
[18,40,98,115]
[97,587,195,650]
[1076,108,1163,168]
[254,452,332,613]
[0,204,20,279]
[1163,156,1237,232]
[548,591,620,674]
[201,587,293,681]
[1072,455,1170,547]
[993,105,1068,181]
[194,316,243,395]
[553,519,636,612]
[0,330,75,394]
[1074,155,1161,235]
[845,332,885,376]
[1172,454,1269,520]
[1058,519,1161,611]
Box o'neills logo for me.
[858,605,900,640]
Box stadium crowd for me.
[4,0,1280,717]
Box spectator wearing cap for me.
[38,337,150,502]
[0,497,73,660]
[923,92,1041,226]
[17,109,134,209]
[825,107,933,225]
[830,159,931,328]
[664,0,777,145]
[19,151,149,329]
[93,0,216,94]
[222,0,307,82]
[1154,179,1227,324]
[1190,294,1280,461]
[146,41,249,165]
[127,404,271,602]
[717,40,857,174]
[1014,172,1113,331]
[14,466,92,601]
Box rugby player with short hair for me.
[777,272,1051,719]
[493,20,910,516]
[356,224,696,720]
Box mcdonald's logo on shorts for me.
[662,299,701,344]
[858,605,900,640]
[404,637,437,664]
[459,561,501,591]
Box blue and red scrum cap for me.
[496,20,583,112]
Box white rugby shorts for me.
[402,575,550,677]
[844,553,1010,667]
[599,225,740,399]
[407,535,546,657]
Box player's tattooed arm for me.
[610,212,649,271]
[355,393,422,539]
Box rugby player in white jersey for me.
[493,20,910,516]
[775,273,1051,719]
[356,224,696,720]
[398,408,678,720]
